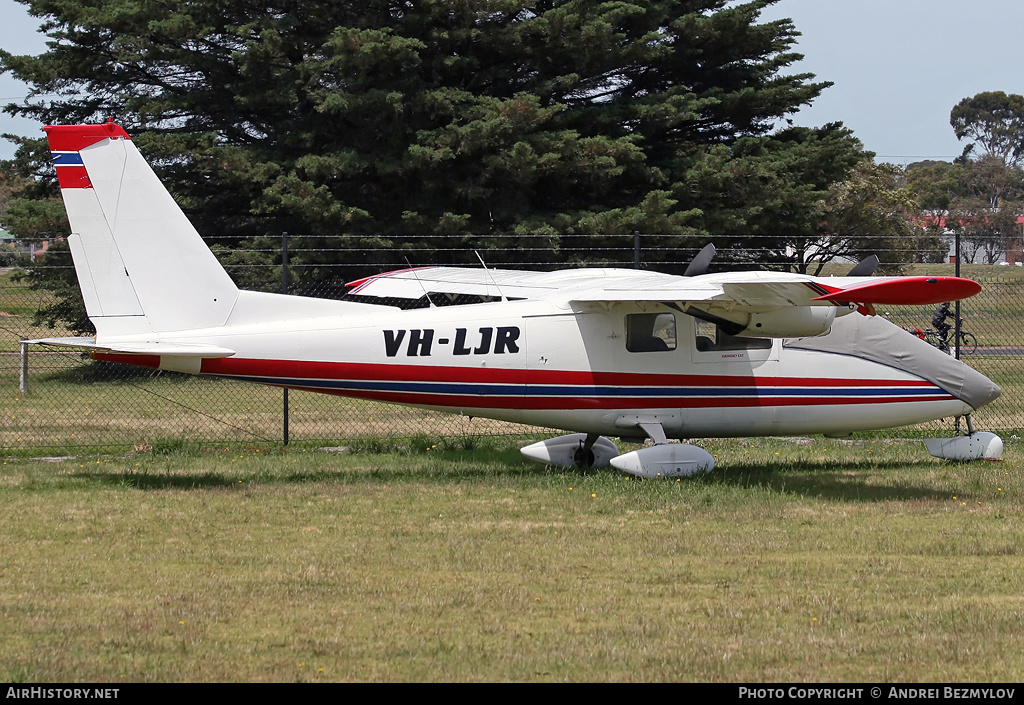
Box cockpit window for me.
[626,313,677,352]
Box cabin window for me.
[693,319,772,351]
[626,313,677,352]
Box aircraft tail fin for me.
[45,122,239,336]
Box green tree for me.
[683,123,868,272]
[943,156,1024,264]
[950,91,1024,167]
[904,92,1024,267]
[907,156,1024,266]
[905,160,964,212]
[2,0,868,313]
[809,161,929,274]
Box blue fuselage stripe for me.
[215,374,949,399]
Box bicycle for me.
[916,324,978,355]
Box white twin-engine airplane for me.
[33,121,1004,477]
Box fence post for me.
[633,231,641,269]
[282,231,290,446]
[19,341,28,396]
[954,229,961,359]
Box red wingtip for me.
[44,122,131,152]
[812,276,982,306]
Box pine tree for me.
[2,0,866,293]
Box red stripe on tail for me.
[44,122,131,152]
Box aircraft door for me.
[526,310,613,373]
[685,316,782,435]
[527,306,690,438]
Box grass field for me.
[3,264,1024,681]
[1,435,1022,682]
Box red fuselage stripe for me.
[196,357,935,389]
[90,353,954,410]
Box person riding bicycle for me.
[932,302,954,344]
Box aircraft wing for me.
[346,267,823,305]
[569,273,823,306]
[346,267,981,310]
[346,266,678,300]
[346,267,554,300]
[571,273,980,308]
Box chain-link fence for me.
[3,234,1023,452]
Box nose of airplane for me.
[786,314,1003,411]
[958,363,1001,410]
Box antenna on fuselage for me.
[475,251,508,302]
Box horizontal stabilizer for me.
[26,337,235,358]
[811,277,981,306]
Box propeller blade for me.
[846,255,880,277]
[684,243,716,277]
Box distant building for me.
[919,212,1024,265]
[0,226,56,264]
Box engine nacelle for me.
[520,434,619,468]
[924,432,1004,461]
[735,306,837,338]
[609,443,715,478]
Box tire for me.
[959,332,978,354]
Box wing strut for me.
[637,421,668,445]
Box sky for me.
[759,0,1024,164]
[1,0,1023,163]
